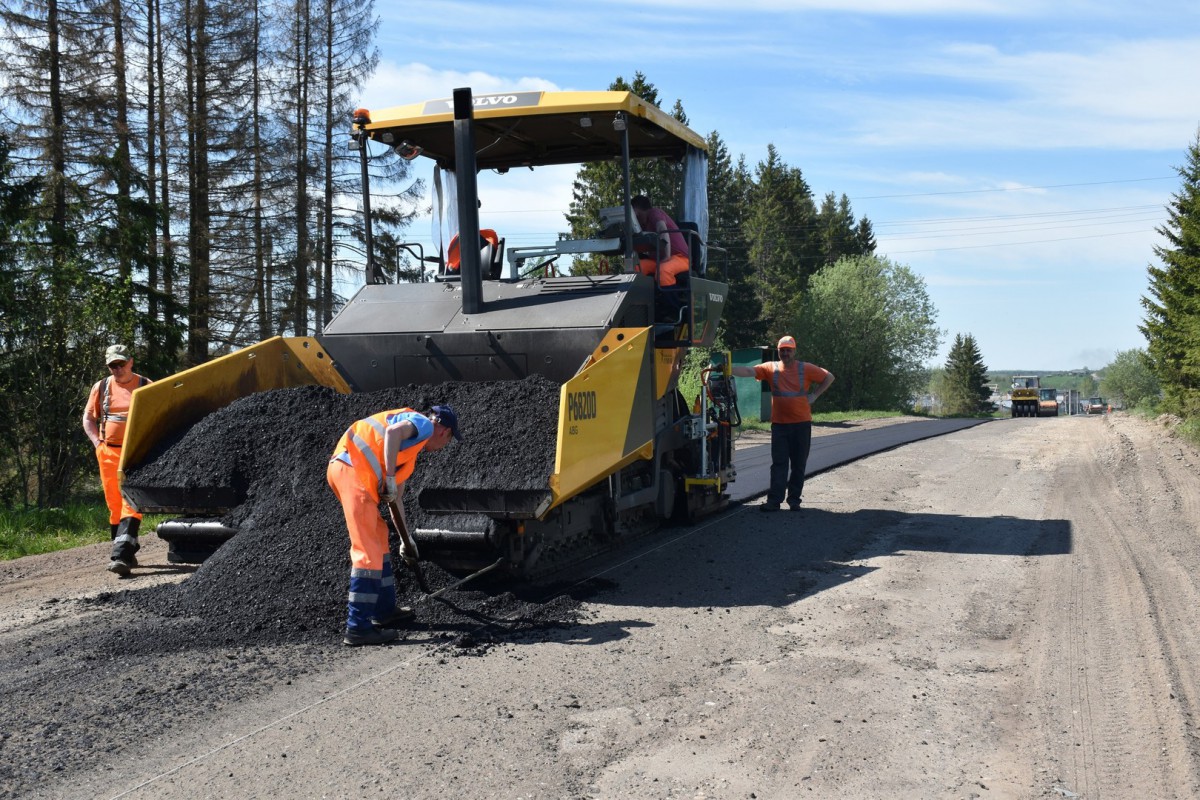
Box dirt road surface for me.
[3,412,1200,799]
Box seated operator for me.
[631,195,689,288]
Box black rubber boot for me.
[343,627,399,646]
[371,606,415,628]
[108,517,141,575]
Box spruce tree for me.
[941,333,992,416]
[745,144,817,338]
[706,132,764,349]
[1141,130,1200,417]
[815,192,874,267]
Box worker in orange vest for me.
[327,405,462,646]
[83,344,152,576]
[732,335,834,512]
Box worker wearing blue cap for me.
[328,404,463,646]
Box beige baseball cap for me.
[105,345,131,365]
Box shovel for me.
[386,499,430,594]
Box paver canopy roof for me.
[360,90,708,171]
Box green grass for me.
[1133,404,1200,450]
[1178,417,1200,450]
[0,505,167,561]
[812,409,917,424]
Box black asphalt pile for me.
[108,376,589,652]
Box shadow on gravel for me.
[531,505,1072,619]
[115,563,198,577]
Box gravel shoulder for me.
[4,413,1200,799]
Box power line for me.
[878,214,1162,242]
[870,204,1164,228]
[884,227,1155,255]
[390,189,1172,258]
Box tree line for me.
[0,0,421,507]
[1141,131,1200,420]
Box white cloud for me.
[819,37,1200,151]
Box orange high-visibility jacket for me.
[86,374,151,446]
[330,409,433,502]
[752,361,831,424]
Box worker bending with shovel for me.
[327,405,463,646]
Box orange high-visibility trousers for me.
[326,459,388,571]
[638,252,689,287]
[96,442,141,525]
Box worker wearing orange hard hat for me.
[732,335,834,512]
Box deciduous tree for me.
[793,254,940,411]
[1101,348,1161,410]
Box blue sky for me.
[357,1,1200,372]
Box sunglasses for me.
[107,360,128,369]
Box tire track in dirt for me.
[1027,415,1200,799]
[1104,417,1200,787]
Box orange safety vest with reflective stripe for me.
[330,409,433,502]
[87,374,151,446]
[752,360,830,424]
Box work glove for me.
[399,536,420,566]
[380,476,398,503]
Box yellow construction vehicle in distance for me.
[1037,387,1060,417]
[1010,375,1040,417]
